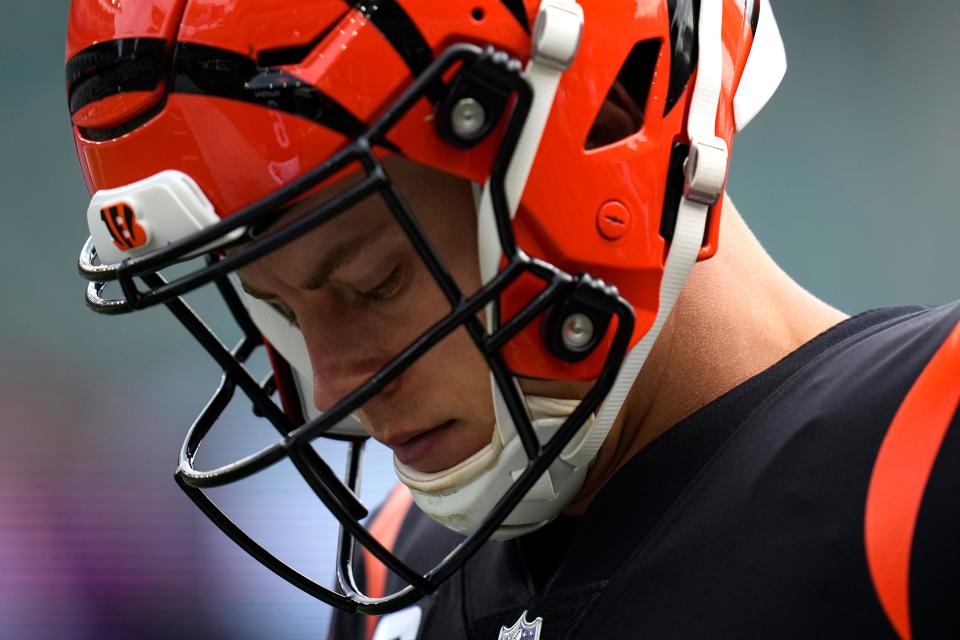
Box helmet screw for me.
[597,200,631,240]
[450,97,486,140]
[561,313,595,352]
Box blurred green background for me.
[0,1,957,638]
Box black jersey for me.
[329,303,960,640]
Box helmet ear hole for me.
[584,38,660,150]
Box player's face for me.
[236,157,495,473]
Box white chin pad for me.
[394,431,504,495]
[87,170,242,266]
[394,393,596,540]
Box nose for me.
[311,357,386,413]
[299,314,387,413]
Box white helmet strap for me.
[400,0,588,538]
[398,0,745,539]
[573,0,731,465]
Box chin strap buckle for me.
[532,0,584,71]
[683,136,729,206]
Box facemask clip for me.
[543,274,618,363]
[434,47,521,148]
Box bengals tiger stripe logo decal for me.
[100,202,148,251]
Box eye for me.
[267,299,299,326]
[354,261,408,305]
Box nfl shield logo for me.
[497,610,543,640]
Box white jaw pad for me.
[89,170,362,436]
[733,0,787,132]
[233,277,365,437]
[87,170,242,266]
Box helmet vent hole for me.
[471,7,485,22]
[584,38,661,150]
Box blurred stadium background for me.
[1,1,957,638]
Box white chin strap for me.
[399,0,738,540]
[579,0,731,464]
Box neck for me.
[566,195,848,514]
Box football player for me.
[66,0,959,638]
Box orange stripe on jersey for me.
[865,318,960,639]
[364,484,414,640]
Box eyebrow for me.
[237,228,387,301]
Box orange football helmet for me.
[69,0,785,613]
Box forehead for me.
[243,194,394,284]
[238,155,475,281]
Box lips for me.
[388,419,458,468]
